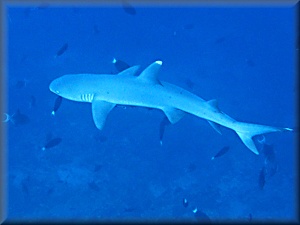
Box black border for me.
[0,0,299,224]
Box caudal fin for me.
[234,122,293,155]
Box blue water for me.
[4,2,296,222]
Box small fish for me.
[24,4,49,16]
[258,167,266,190]
[211,146,230,160]
[262,144,276,163]
[159,116,170,146]
[47,186,54,195]
[29,95,36,108]
[94,164,102,172]
[55,43,68,57]
[263,144,278,178]
[214,37,226,44]
[245,59,255,67]
[21,177,29,195]
[259,142,278,178]
[88,181,100,191]
[122,1,136,15]
[112,58,130,72]
[193,208,211,223]
[51,96,62,116]
[2,109,30,125]
[42,137,62,151]
[183,198,188,208]
[186,163,197,173]
[15,80,27,89]
[124,206,135,213]
[93,24,100,34]
[183,23,195,30]
[185,78,195,90]
[248,213,253,222]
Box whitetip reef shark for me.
[49,60,293,154]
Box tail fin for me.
[234,122,293,155]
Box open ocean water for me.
[2,1,297,223]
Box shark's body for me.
[49,61,292,154]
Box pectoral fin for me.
[92,100,116,130]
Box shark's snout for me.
[49,79,60,95]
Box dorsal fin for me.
[118,65,140,76]
[137,61,162,85]
[207,99,221,113]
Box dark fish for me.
[2,109,30,125]
[183,198,188,208]
[265,162,278,178]
[55,43,68,57]
[122,1,136,15]
[211,146,230,160]
[214,37,226,44]
[99,136,108,142]
[262,143,278,178]
[88,181,100,191]
[159,116,170,146]
[183,23,195,30]
[51,96,62,116]
[262,144,276,163]
[112,58,130,72]
[124,206,135,212]
[15,80,27,89]
[47,186,54,195]
[258,167,266,190]
[42,137,62,151]
[193,208,211,223]
[29,95,36,108]
[94,164,102,172]
[21,178,29,195]
[186,162,197,173]
[93,24,100,34]
[248,213,252,222]
[246,59,255,67]
[93,133,108,143]
[185,78,195,90]
[24,4,49,16]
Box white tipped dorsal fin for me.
[118,65,140,76]
[137,61,163,85]
[162,107,185,124]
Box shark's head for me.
[49,76,71,98]
[49,74,95,102]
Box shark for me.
[49,60,293,154]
